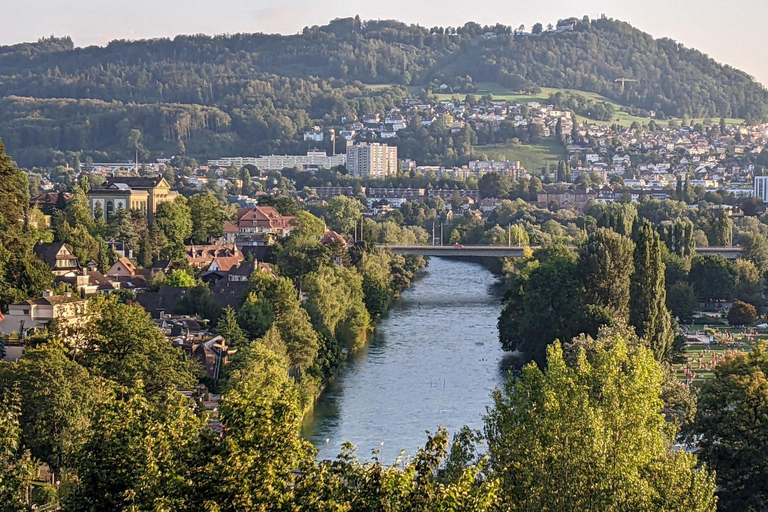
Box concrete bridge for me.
[380,245,743,259]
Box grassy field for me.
[435,82,745,127]
[472,138,566,172]
[674,325,763,383]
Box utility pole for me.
[441,223,444,246]
[432,222,435,246]
[508,224,511,247]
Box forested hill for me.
[1,16,767,166]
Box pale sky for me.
[4,1,768,85]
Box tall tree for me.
[486,330,717,511]
[154,196,192,260]
[204,344,314,510]
[188,192,223,243]
[578,229,635,323]
[630,221,674,361]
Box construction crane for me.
[615,78,638,93]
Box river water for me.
[304,257,511,463]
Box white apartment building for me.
[754,175,768,202]
[347,143,398,178]
[208,151,346,171]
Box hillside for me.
[0,16,766,166]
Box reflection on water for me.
[304,258,507,463]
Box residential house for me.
[236,206,294,247]
[34,242,79,276]
[0,291,88,336]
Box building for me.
[88,176,178,222]
[208,151,346,172]
[0,291,88,336]
[236,206,294,247]
[754,176,768,202]
[537,189,597,210]
[34,242,79,276]
[347,143,398,178]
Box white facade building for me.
[754,176,768,202]
[346,143,398,178]
[208,151,346,171]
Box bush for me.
[728,300,757,326]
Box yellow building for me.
[88,176,178,222]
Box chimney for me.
[42,290,53,298]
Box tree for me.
[324,196,362,236]
[5,342,97,485]
[165,268,196,287]
[667,281,697,324]
[728,300,757,326]
[175,284,223,325]
[696,343,768,510]
[237,292,275,341]
[689,255,736,302]
[0,140,30,249]
[630,221,674,362]
[188,192,223,243]
[63,388,206,511]
[739,231,768,274]
[486,330,717,511]
[79,297,197,393]
[0,393,35,512]
[154,196,192,259]
[216,306,248,348]
[708,208,732,246]
[498,246,584,367]
[578,229,635,323]
[293,427,499,511]
[205,344,314,510]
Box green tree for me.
[708,208,732,246]
[630,221,674,362]
[216,306,248,348]
[0,393,35,512]
[498,246,583,367]
[728,300,757,326]
[5,342,97,485]
[739,231,768,274]
[63,388,206,511]
[324,196,362,236]
[666,281,697,324]
[689,255,736,302]
[205,344,314,510]
[578,229,635,323]
[486,330,717,511]
[696,343,768,511]
[237,292,275,340]
[154,196,192,259]
[188,192,223,243]
[79,297,197,393]
[165,268,196,287]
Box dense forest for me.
[1,15,767,165]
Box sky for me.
[5,0,768,85]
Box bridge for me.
[379,245,743,259]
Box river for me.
[304,257,512,463]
